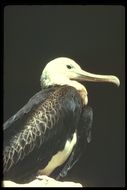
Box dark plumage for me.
[3,57,119,184]
[4,85,92,183]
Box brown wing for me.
[4,85,83,182]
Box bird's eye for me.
[66,65,72,69]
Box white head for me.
[40,57,120,88]
[41,57,82,87]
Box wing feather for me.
[4,85,82,182]
[4,87,57,130]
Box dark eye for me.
[66,65,72,69]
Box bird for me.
[3,57,120,184]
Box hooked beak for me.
[74,69,120,87]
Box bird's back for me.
[3,85,83,183]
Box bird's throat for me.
[67,80,88,105]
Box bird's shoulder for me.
[3,87,57,130]
[3,85,83,177]
[48,85,83,110]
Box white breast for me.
[38,132,77,176]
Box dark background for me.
[4,5,125,187]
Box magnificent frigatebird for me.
[3,57,120,184]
